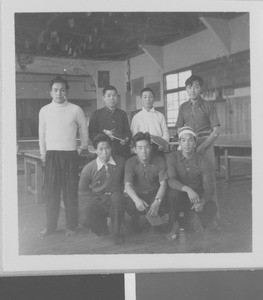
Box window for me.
[164,69,192,127]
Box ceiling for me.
[15,12,244,62]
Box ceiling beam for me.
[200,16,231,56]
[139,44,164,72]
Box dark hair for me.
[92,134,112,150]
[140,87,154,97]
[185,75,204,87]
[102,85,118,96]
[50,76,69,90]
[132,132,152,148]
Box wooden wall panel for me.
[217,96,251,136]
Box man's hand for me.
[40,153,46,164]
[182,186,200,204]
[147,199,161,216]
[120,137,129,145]
[135,198,149,212]
[103,129,115,139]
[191,198,205,212]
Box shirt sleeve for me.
[122,111,132,140]
[208,102,220,128]
[78,165,92,194]
[157,157,168,182]
[200,157,215,201]
[130,114,139,136]
[175,104,185,128]
[88,111,100,141]
[77,107,89,147]
[38,108,46,156]
[124,159,135,184]
[166,153,185,191]
[159,113,170,142]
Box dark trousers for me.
[43,150,79,232]
[79,191,125,236]
[167,188,217,230]
[125,189,167,224]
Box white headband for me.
[178,127,196,139]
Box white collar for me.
[142,107,155,113]
[96,156,116,171]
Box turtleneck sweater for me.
[39,100,88,155]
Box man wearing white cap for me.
[166,126,217,239]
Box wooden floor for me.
[17,159,252,255]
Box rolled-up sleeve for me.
[124,159,134,184]
[166,153,184,191]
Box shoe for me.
[38,228,55,239]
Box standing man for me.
[78,134,125,244]
[166,127,217,238]
[130,87,170,145]
[176,75,220,217]
[39,76,89,238]
[124,132,168,233]
[88,85,131,159]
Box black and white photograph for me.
[2,0,263,273]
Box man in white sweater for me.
[39,76,89,238]
[130,87,169,153]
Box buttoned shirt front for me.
[89,106,131,141]
[176,98,220,134]
[166,151,214,201]
[125,154,167,193]
[130,107,170,141]
[79,155,125,195]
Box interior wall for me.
[16,57,126,110]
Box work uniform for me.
[124,155,168,224]
[79,155,125,237]
[176,98,220,210]
[89,107,131,159]
[166,151,217,230]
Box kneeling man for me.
[125,132,168,233]
[166,126,217,238]
[79,134,125,244]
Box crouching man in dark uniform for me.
[166,126,217,240]
[78,134,125,244]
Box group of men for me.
[38,74,220,245]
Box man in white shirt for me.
[39,76,89,238]
[130,87,170,150]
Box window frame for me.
[163,67,192,128]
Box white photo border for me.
[2,0,263,273]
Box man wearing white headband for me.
[166,126,217,241]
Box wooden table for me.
[21,150,43,204]
[214,135,252,182]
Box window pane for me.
[166,73,178,90]
[178,90,189,105]
[178,70,192,88]
[166,92,180,127]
